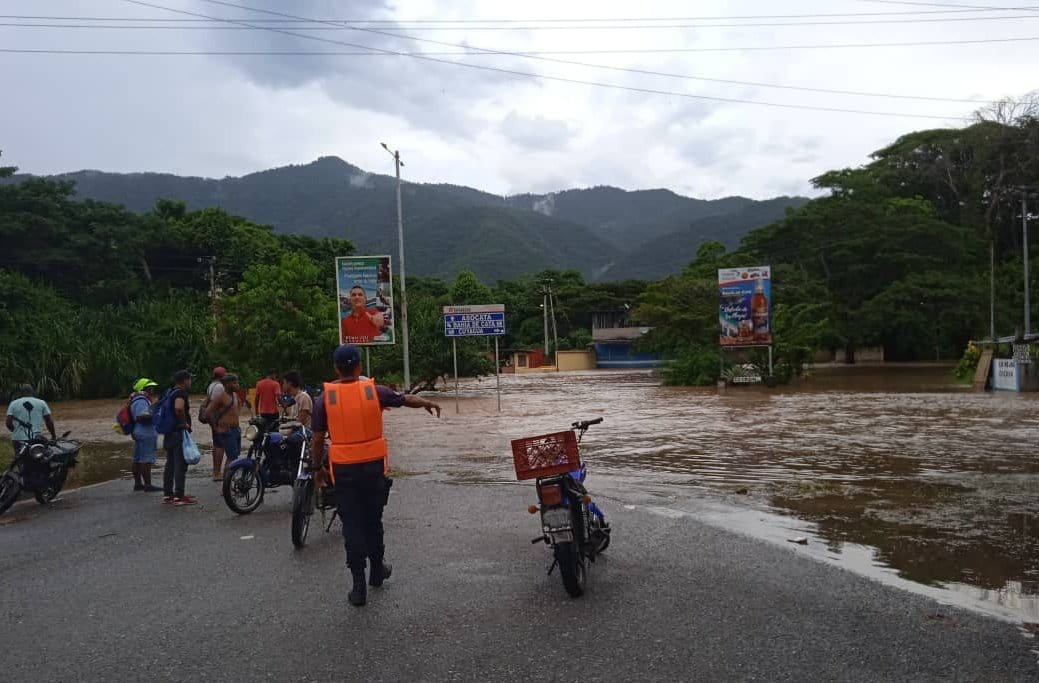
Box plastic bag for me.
[182,431,202,466]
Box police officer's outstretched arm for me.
[402,394,441,418]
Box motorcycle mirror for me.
[23,401,34,413]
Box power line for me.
[857,0,1039,10]
[101,0,976,120]
[6,13,1039,29]
[7,5,1039,22]
[194,0,1012,106]
[5,35,1037,56]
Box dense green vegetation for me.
[637,98,1039,384]
[3,97,1037,396]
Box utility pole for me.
[199,255,217,343]
[381,143,410,391]
[1024,191,1031,337]
[543,293,549,356]
[548,287,559,371]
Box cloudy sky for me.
[2,0,1036,199]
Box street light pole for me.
[381,143,410,391]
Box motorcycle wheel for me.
[554,541,586,598]
[291,478,315,548]
[35,469,68,505]
[0,474,21,516]
[222,463,264,515]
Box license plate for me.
[541,506,571,532]
[548,529,573,544]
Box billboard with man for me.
[336,255,395,345]
[718,266,772,347]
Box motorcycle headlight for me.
[245,424,259,440]
[29,444,47,460]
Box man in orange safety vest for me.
[310,344,441,607]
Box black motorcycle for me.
[289,435,337,548]
[519,417,611,598]
[222,414,310,515]
[0,402,81,516]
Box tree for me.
[220,253,338,383]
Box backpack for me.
[152,389,180,435]
[114,399,134,435]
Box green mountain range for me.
[14,156,806,282]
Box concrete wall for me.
[556,350,596,371]
[814,347,886,364]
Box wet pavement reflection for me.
[4,366,1037,623]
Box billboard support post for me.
[452,338,460,414]
[365,348,371,377]
[494,337,501,412]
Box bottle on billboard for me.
[751,277,769,342]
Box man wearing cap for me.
[130,378,162,492]
[311,344,441,607]
[206,366,227,480]
[163,370,196,506]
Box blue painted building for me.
[591,310,663,369]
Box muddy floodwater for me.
[4,365,1037,624]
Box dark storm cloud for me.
[187,0,528,136]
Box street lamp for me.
[381,142,410,390]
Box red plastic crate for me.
[511,430,580,481]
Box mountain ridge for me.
[9,156,807,282]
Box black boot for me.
[348,572,367,607]
[369,561,392,588]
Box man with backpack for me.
[129,378,162,492]
[161,370,196,506]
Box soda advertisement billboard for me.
[336,255,395,346]
[718,266,772,347]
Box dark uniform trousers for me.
[333,459,390,573]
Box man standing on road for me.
[205,366,227,481]
[280,370,312,427]
[205,373,243,466]
[311,344,441,607]
[6,384,56,452]
[254,369,281,423]
[340,285,385,344]
[129,378,162,492]
[163,370,196,506]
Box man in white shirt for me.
[280,370,312,427]
[6,384,56,452]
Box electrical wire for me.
[5,6,1039,22]
[5,13,1039,29]
[3,35,1036,56]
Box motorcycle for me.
[515,417,611,598]
[289,435,338,548]
[222,413,310,515]
[0,402,81,516]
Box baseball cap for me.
[333,344,362,371]
[172,369,194,383]
[212,366,227,379]
[133,378,159,392]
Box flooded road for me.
[4,366,1037,624]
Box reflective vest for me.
[324,380,388,468]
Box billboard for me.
[336,255,395,346]
[443,304,506,337]
[718,266,772,347]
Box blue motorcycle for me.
[521,418,611,598]
[222,415,309,515]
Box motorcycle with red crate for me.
[512,417,611,598]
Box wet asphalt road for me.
[1,475,1036,682]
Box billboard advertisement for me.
[336,255,395,346]
[718,266,772,347]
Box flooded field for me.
[3,365,1037,623]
